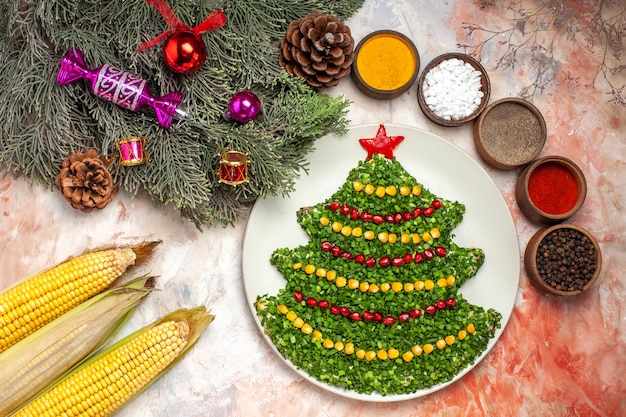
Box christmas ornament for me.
[218,150,249,186]
[224,91,261,123]
[56,48,184,129]
[55,149,118,213]
[279,13,355,89]
[359,124,405,159]
[116,137,149,166]
[136,0,226,74]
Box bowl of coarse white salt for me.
[417,53,491,127]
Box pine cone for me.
[55,149,118,213]
[279,13,354,89]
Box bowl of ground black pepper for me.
[516,155,587,224]
[524,224,602,296]
[473,97,547,169]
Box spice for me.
[536,228,597,292]
[355,32,417,91]
[528,162,578,215]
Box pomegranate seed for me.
[378,257,390,267]
[394,213,403,223]
[331,246,341,256]
[354,254,365,264]
[382,316,396,326]
[361,211,373,222]
[392,257,404,267]
[445,298,457,308]
[432,199,443,209]
[341,252,352,260]
[340,307,350,317]
[412,207,422,218]
[385,214,395,223]
[320,241,332,252]
[363,311,375,321]
[350,312,362,321]
[425,305,437,315]
[414,252,424,263]
[330,306,340,315]
[373,313,383,322]
[372,215,384,225]
[424,249,434,260]
[329,201,340,211]
[402,211,412,221]
[423,207,434,217]
[435,246,447,257]
[350,208,359,220]
[306,297,317,307]
[340,204,350,215]
[293,291,304,302]
[365,257,376,267]
[398,312,410,322]
[409,309,422,318]
[435,300,446,310]
[403,253,413,263]
[318,300,329,309]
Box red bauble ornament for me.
[163,31,207,74]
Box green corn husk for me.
[0,276,156,416]
[11,307,214,417]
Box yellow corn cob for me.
[0,241,160,354]
[0,276,156,417]
[12,307,214,417]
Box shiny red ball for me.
[162,30,207,74]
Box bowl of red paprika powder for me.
[515,155,587,224]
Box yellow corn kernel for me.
[447,275,456,286]
[277,304,288,315]
[404,282,415,293]
[414,280,425,291]
[458,329,467,340]
[437,278,448,288]
[322,338,334,349]
[424,280,435,291]
[301,323,313,335]
[402,351,414,362]
[292,262,303,270]
[378,232,389,243]
[377,349,388,360]
[0,242,159,354]
[385,185,397,196]
[356,349,366,359]
[391,282,403,293]
[353,181,364,192]
[365,351,377,361]
[12,308,211,417]
[364,230,376,240]
[423,343,434,354]
[334,341,344,351]
[293,317,304,328]
[331,222,343,232]
[359,282,370,293]
[315,268,327,278]
[388,348,400,360]
[375,186,386,198]
[285,311,297,322]
[364,184,375,195]
[312,330,323,341]
[436,339,446,350]
[348,279,360,290]
[399,185,410,196]
[368,283,379,293]
[341,226,352,237]
[380,282,391,293]
[411,345,423,356]
[326,270,337,281]
[319,217,330,227]
[335,277,347,288]
[352,227,363,237]
[412,234,421,244]
[422,232,432,242]
[412,185,422,196]
[445,335,455,346]
[467,323,476,334]
[344,342,355,355]
[388,233,397,244]
[430,228,441,239]
[400,233,411,244]
[304,264,316,275]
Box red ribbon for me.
[136,0,227,52]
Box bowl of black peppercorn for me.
[524,224,602,296]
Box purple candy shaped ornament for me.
[56,48,184,129]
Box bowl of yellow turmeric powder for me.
[351,30,420,100]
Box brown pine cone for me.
[279,13,354,89]
[55,149,118,213]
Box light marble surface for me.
[1,1,625,416]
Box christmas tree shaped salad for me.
[255,124,502,396]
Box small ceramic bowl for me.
[417,53,490,127]
[473,97,546,169]
[516,156,587,224]
[351,30,420,99]
[524,223,602,296]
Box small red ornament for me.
[359,124,405,159]
[136,0,226,74]
[218,150,249,186]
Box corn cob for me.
[0,276,156,417]
[12,307,214,417]
[0,241,160,354]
